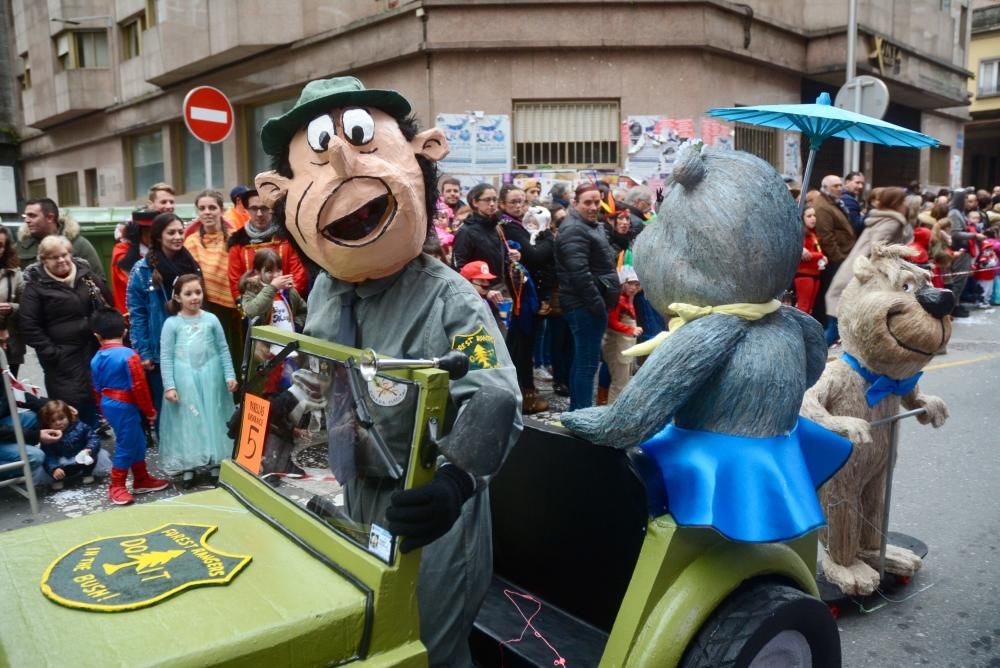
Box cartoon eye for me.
[306,115,335,153]
[342,108,375,146]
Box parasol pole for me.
[799,146,818,215]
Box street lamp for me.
[50,15,120,105]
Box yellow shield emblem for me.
[40,523,251,612]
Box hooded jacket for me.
[555,208,620,316]
[19,259,112,408]
[16,217,105,280]
[825,209,909,318]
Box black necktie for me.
[338,290,359,347]
[328,289,359,483]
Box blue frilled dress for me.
[158,312,236,474]
[639,417,852,543]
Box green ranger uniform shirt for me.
[303,253,522,666]
[304,252,522,474]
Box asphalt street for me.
[1,308,998,667]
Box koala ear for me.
[853,255,875,283]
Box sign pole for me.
[204,142,212,190]
[844,0,859,175]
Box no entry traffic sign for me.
[183,86,234,144]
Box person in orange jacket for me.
[226,188,310,303]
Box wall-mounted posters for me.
[701,118,733,150]
[436,113,512,175]
[622,117,697,181]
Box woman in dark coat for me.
[0,226,26,375]
[20,235,113,427]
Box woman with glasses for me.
[20,236,114,427]
[451,184,507,279]
[498,185,548,414]
[226,188,310,303]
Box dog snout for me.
[916,287,955,319]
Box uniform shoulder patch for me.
[451,325,499,370]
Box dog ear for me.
[852,255,875,283]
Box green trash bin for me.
[62,205,199,279]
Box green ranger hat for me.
[260,76,411,157]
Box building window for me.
[85,169,99,206]
[147,0,159,27]
[247,97,297,179]
[180,129,224,192]
[27,179,47,200]
[120,14,147,61]
[979,59,1000,96]
[56,31,109,70]
[929,146,951,185]
[17,54,30,90]
[128,130,165,199]
[513,100,620,169]
[734,122,779,168]
[56,172,80,206]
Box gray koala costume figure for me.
[562,148,852,543]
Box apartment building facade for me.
[9,0,973,208]
[964,1,1000,187]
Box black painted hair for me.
[90,307,126,339]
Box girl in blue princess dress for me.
[159,274,237,487]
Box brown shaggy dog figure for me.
[801,243,951,596]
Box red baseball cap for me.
[459,261,496,281]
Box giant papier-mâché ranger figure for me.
[254,76,522,666]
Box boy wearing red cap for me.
[459,260,508,335]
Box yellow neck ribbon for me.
[622,299,781,357]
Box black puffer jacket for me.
[555,209,620,316]
[20,259,113,408]
[531,229,557,302]
[501,214,554,297]
[452,212,508,279]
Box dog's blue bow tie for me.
[841,352,922,407]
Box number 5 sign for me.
[235,393,271,475]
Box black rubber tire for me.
[679,581,841,668]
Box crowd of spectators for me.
[3,169,1000,498]
[797,173,1000,346]
[0,184,311,499]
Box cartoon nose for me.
[325,135,356,176]
[916,287,954,319]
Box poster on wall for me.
[622,116,696,181]
[436,113,512,175]
[700,118,733,150]
[0,167,16,213]
[783,134,802,183]
[951,154,962,189]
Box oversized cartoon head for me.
[633,147,800,312]
[839,243,952,379]
[255,77,449,282]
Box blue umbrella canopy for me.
[707,93,939,211]
[706,92,939,150]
